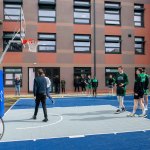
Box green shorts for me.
[86,85,92,90]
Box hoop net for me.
[22,39,38,52]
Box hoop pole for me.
[0,30,20,65]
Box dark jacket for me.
[14,79,21,86]
[33,76,47,96]
[134,75,144,94]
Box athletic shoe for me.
[115,109,121,114]
[127,113,135,117]
[32,116,36,120]
[122,107,126,112]
[138,114,147,118]
[43,118,48,122]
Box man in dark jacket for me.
[32,69,48,122]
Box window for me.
[74,34,91,53]
[134,4,144,27]
[38,2,56,22]
[3,32,22,52]
[105,2,121,25]
[105,67,118,85]
[105,36,121,54]
[74,67,91,77]
[38,33,56,52]
[39,0,56,4]
[4,67,22,87]
[135,37,145,54]
[74,0,91,24]
[4,2,22,21]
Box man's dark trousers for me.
[34,94,47,119]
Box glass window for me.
[74,0,91,24]
[74,34,91,53]
[39,0,55,2]
[38,33,56,52]
[3,32,22,52]
[134,4,144,27]
[74,67,91,77]
[105,36,121,54]
[135,37,145,54]
[38,5,56,22]
[105,2,121,25]
[4,3,22,21]
[105,67,118,85]
[4,67,22,87]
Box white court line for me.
[4,98,20,116]
[1,129,150,143]
[16,113,63,130]
[69,135,85,138]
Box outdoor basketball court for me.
[0,95,150,150]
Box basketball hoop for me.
[22,39,38,52]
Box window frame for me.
[38,33,56,53]
[134,4,144,27]
[3,32,22,52]
[74,34,91,53]
[3,67,22,87]
[105,67,118,86]
[105,35,121,54]
[135,36,145,55]
[74,0,91,24]
[74,67,91,77]
[104,1,121,26]
[4,2,22,21]
[38,4,56,23]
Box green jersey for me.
[92,78,98,88]
[115,72,129,96]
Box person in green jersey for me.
[127,68,146,117]
[115,66,129,114]
[106,74,115,95]
[140,69,149,110]
[92,76,98,97]
[85,75,92,96]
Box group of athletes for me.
[107,66,149,117]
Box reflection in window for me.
[105,2,121,25]
[4,3,22,21]
[135,37,145,54]
[105,36,121,54]
[38,6,56,22]
[38,33,56,52]
[74,0,91,24]
[74,34,91,53]
[134,4,144,27]
[3,32,22,52]
[4,67,22,87]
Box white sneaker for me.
[138,114,147,118]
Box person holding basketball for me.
[115,66,129,114]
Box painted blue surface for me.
[1,131,150,150]
[0,70,4,118]
[1,95,150,149]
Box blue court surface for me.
[0,95,150,150]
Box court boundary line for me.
[1,129,150,143]
[4,98,21,116]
